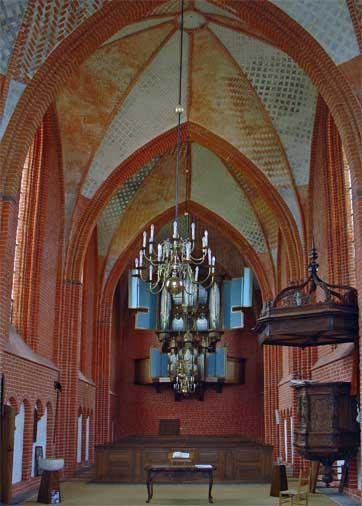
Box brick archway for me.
[94,201,272,443]
[105,201,273,303]
[53,121,301,471]
[66,123,303,290]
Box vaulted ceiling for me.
[0,0,360,292]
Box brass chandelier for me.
[133,0,216,298]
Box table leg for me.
[146,472,153,503]
[208,471,214,503]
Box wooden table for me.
[145,464,216,503]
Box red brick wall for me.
[80,229,98,380]
[113,290,263,441]
[78,379,96,418]
[111,284,122,394]
[11,108,63,363]
[3,351,58,486]
[35,110,63,362]
[279,96,362,495]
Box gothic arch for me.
[103,201,273,304]
[66,124,303,290]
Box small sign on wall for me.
[34,445,44,476]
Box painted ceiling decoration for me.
[103,17,176,45]
[270,0,359,65]
[100,143,274,288]
[190,144,268,254]
[0,0,107,140]
[226,165,279,265]
[6,0,106,81]
[0,0,358,144]
[97,156,161,258]
[102,146,188,283]
[209,23,318,188]
[0,0,358,292]
[1,0,358,79]
[82,31,190,198]
[57,19,177,228]
[65,3,309,237]
[188,25,303,235]
[0,0,26,75]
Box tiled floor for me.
[23,481,338,506]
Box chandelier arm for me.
[189,252,208,263]
[202,265,212,280]
[149,282,165,295]
[139,268,150,283]
[202,275,216,290]
[141,248,157,266]
[197,269,214,286]
[154,268,162,287]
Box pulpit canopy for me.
[253,247,358,347]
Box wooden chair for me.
[279,468,310,506]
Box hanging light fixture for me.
[133,0,216,297]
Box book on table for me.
[172,452,190,459]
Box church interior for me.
[0,0,361,505]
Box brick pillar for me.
[22,400,33,481]
[94,303,112,445]
[353,194,362,494]
[0,196,18,364]
[55,280,82,476]
[264,345,281,460]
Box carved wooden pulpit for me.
[293,381,359,485]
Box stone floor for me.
[23,481,338,506]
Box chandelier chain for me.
[175,0,185,225]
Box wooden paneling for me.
[95,436,272,483]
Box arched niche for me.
[31,403,47,478]
[12,402,24,484]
